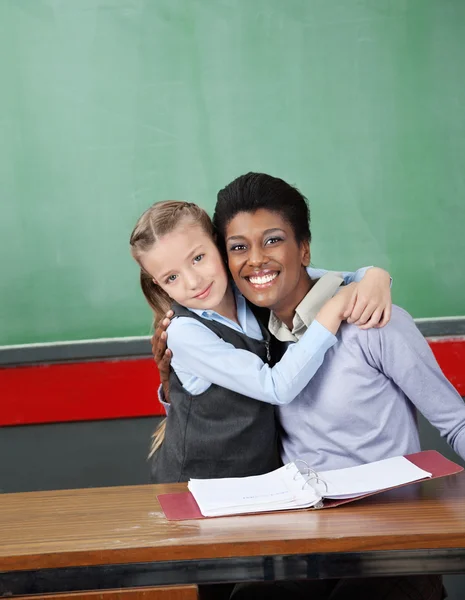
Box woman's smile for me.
[245,270,279,288]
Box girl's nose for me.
[185,269,201,290]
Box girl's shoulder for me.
[166,314,221,351]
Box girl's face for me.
[141,221,230,313]
[225,209,310,315]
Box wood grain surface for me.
[1,474,465,572]
[13,586,198,599]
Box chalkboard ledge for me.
[1,318,465,367]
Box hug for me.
[130,172,465,600]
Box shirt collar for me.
[269,272,344,342]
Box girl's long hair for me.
[129,201,215,457]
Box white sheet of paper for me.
[318,456,432,499]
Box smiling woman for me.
[209,171,465,600]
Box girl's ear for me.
[152,278,158,285]
[301,240,311,267]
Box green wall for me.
[1,0,464,345]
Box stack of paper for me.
[187,456,433,517]
[188,464,321,517]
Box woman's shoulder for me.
[340,305,418,347]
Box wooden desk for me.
[1,474,465,597]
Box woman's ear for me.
[152,278,158,285]
[301,240,311,267]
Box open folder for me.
[157,450,463,521]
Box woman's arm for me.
[151,312,173,403]
[367,307,465,461]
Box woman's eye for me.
[166,274,177,283]
[265,237,282,245]
[193,254,204,263]
[229,244,246,252]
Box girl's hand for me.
[316,283,358,335]
[344,267,392,330]
[151,310,174,402]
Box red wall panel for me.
[428,337,465,397]
[1,338,464,426]
[1,359,162,426]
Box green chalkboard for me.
[1,0,464,345]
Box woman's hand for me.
[344,267,392,329]
[151,310,173,402]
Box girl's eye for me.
[229,244,247,252]
[193,254,204,263]
[265,236,282,246]
[166,274,177,283]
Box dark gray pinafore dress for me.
[151,302,280,483]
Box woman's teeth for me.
[248,273,278,285]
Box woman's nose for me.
[247,245,268,267]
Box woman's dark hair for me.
[213,172,311,254]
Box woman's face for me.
[224,208,310,315]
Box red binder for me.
[157,450,463,521]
